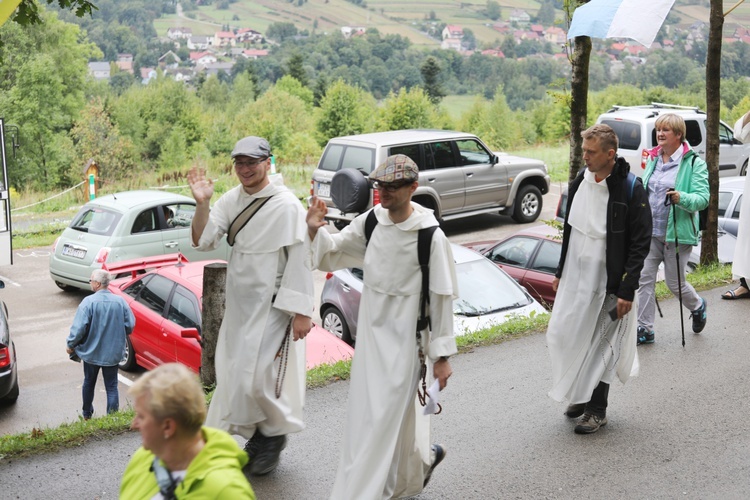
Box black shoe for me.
[248,434,287,476]
[637,326,655,345]
[243,432,264,462]
[423,444,446,488]
[565,403,586,418]
[690,298,707,333]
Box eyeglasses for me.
[233,158,268,169]
[372,181,413,192]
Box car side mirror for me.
[181,328,202,346]
[491,154,499,165]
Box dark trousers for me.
[584,381,609,418]
[82,361,119,418]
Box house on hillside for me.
[243,48,269,59]
[167,27,192,40]
[141,67,157,85]
[492,21,510,34]
[199,61,235,77]
[442,25,464,40]
[237,28,263,43]
[441,37,463,51]
[115,54,134,74]
[214,31,237,47]
[158,50,181,69]
[509,9,531,26]
[166,68,193,83]
[481,48,505,58]
[190,51,217,66]
[544,26,566,45]
[187,36,212,50]
[341,26,366,38]
[88,62,111,80]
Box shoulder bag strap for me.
[226,195,274,246]
[416,226,438,331]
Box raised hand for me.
[187,167,214,204]
[306,196,328,239]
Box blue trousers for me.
[82,361,119,418]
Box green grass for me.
[507,142,569,183]
[0,262,734,459]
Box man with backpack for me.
[636,113,710,345]
[306,154,457,499]
[548,124,652,434]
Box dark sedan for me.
[465,224,561,308]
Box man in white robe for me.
[548,125,651,434]
[306,155,458,499]
[188,136,314,475]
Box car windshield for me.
[69,207,122,236]
[453,257,531,317]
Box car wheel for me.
[741,160,748,177]
[413,196,440,219]
[512,184,543,223]
[2,379,19,404]
[322,306,353,345]
[119,336,137,371]
[55,281,74,292]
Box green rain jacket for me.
[120,426,255,499]
[642,142,709,246]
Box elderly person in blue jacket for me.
[66,269,135,419]
[636,113,709,345]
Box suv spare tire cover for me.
[331,168,370,214]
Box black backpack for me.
[364,210,437,330]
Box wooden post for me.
[201,262,227,388]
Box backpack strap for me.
[626,172,636,202]
[227,195,274,246]
[364,209,378,247]
[417,226,438,331]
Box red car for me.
[465,224,561,308]
[105,254,353,373]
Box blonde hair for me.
[654,113,686,142]
[129,363,206,434]
[581,124,619,153]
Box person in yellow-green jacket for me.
[120,363,255,499]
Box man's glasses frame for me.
[233,157,268,169]
[371,180,414,192]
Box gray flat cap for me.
[231,136,271,159]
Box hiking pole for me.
[655,296,664,318]
[666,191,686,347]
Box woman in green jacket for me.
[636,113,710,345]
[120,363,255,499]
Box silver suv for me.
[596,103,750,177]
[310,129,550,228]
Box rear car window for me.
[718,191,733,217]
[389,144,423,169]
[601,120,641,150]
[69,207,122,236]
[318,144,375,173]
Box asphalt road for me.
[1,283,748,499]
[0,186,564,437]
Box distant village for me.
[87,10,750,85]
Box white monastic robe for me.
[309,203,458,500]
[194,175,314,439]
[732,172,750,281]
[547,170,639,405]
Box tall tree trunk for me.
[702,0,723,265]
[569,36,591,182]
[201,262,227,388]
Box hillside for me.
[152,0,750,47]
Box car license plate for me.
[317,183,330,198]
[62,244,87,259]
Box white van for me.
[596,103,749,177]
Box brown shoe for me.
[574,413,607,434]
